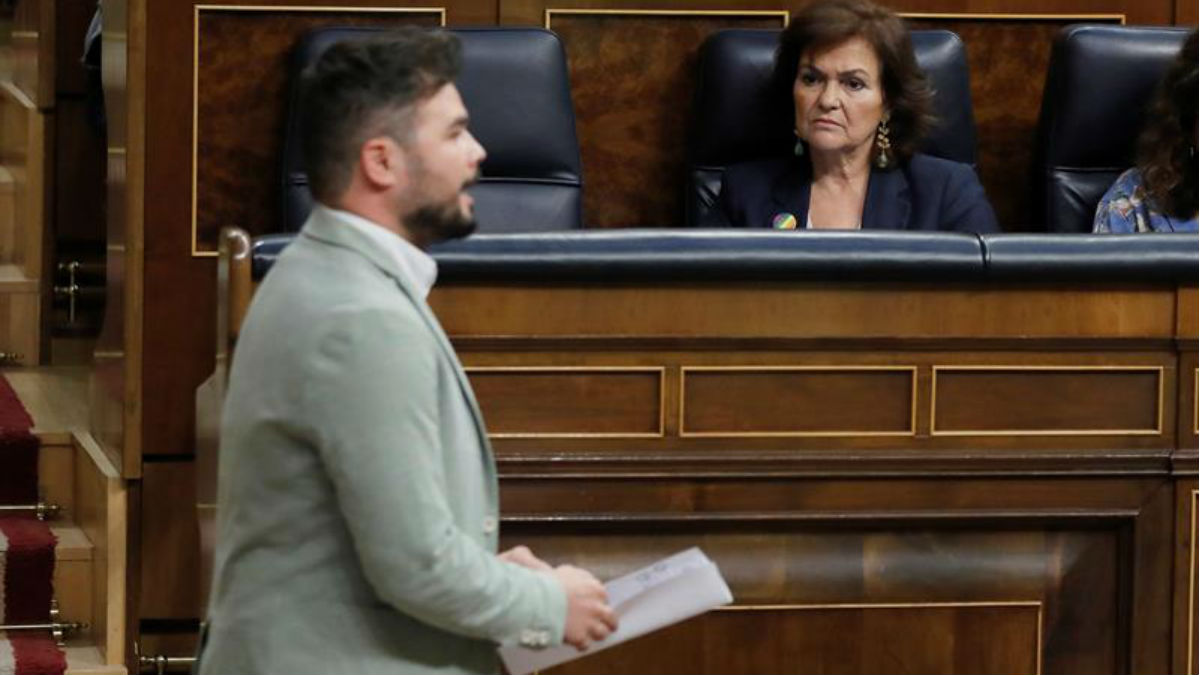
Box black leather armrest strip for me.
[428,230,984,282]
[982,233,1199,282]
[252,234,296,281]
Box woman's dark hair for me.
[1137,30,1198,219]
[774,0,935,165]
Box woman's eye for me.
[844,78,865,91]
[799,72,820,86]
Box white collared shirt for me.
[319,204,438,298]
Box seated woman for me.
[709,0,998,232]
[1093,31,1197,233]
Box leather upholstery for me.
[687,29,979,227]
[281,27,583,233]
[981,233,1199,281]
[1033,25,1190,233]
[250,230,1198,283]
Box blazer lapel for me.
[301,210,494,459]
[768,157,813,229]
[862,166,912,230]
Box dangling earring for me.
[794,129,805,157]
[874,116,892,169]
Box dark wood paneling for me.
[552,604,1040,675]
[1176,0,1198,25]
[550,11,786,227]
[682,368,913,435]
[194,8,442,251]
[54,98,106,244]
[501,516,1127,675]
[1172,481,1198,674]
[56,0,95,96]
[933,368,1163,434]
[468,369,662,436]
[139,461,200,619]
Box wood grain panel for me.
[904,16,1122,230]
[54,98,107,245]
[432,284,1178,340]
[1172,484,1199,675]
[467,367,663,437]
[551,603,1040,675]
[501,519,1124,674]
[1179,287,1197,339]
[74,434,126,665]
[681,367,914,436]
[932,367,1162,435]
[193,7,443,253]
[12,0,55,109]
[1176,0,1198,26]
[548,11,786,228]
[139,461,200,619]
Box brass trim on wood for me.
[1190,489,1197,675]
[899,11,1125,24]
[929,365,1165,437]
[544,7,790,30]
[463,366,666,439]
[1193,367,1198,436]
[718,600,1043,675]
[190,4,448,258]
[678,365,918,438]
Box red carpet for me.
[0,377,65,675]
[0,634,67,675]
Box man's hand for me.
[498,545,553,572]
[552,565,618,651]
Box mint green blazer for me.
[198,208,566,675]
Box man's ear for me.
[359,136,407,190]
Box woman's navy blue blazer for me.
[708,153,1000,233]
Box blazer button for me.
[482,515,497,534]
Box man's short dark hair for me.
[299,28,462,203]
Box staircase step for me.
[0,263,35,291]
[6,367,88,444]
[63,645,126,675]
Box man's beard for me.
[403,194,477,244]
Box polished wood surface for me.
[139,461,199,620]
[554,604,1041,674]
[682,367,914,435]
[75,431,128,667]
[469,368,664,436]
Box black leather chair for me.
[687,29,979,227]
[281,27,584,233]
[1032,25,1190,233]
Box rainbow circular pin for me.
[772,213,798,230]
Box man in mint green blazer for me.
[197,30,616,675]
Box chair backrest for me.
[1033,24,1190,233]
[281,27,584,233]
[687,29,978,227]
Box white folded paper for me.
[499,548,733,675]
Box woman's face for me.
[793,36,887,160]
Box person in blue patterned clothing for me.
[1094,31,1197,233]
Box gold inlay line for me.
[191,4,448,258]
[717,600,1043,675]
[900,11,1125,24]
[545,7,789,31]
[465,366,666,439]
[930,365,1165,437]
[1189,489,1197,675]
[679,365,917,438]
